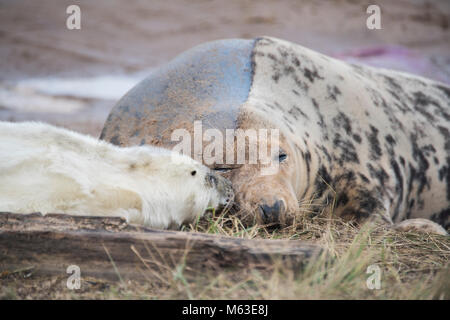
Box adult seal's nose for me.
[258,200,285,224]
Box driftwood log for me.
[0,212,322,282]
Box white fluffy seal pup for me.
[0,121,234,229]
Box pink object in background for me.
[334,46,450,84]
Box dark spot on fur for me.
[305,150,312,169]
[399,156,405,167]
[405,164,416,219]
[434,84,450,99]
[350,187,385,221]
[265,103,276,110]
[333,133,359,164]
[300,150,312,191]
[412,91,437,108]
[293,74,309,92]
[407,199,415,219]
[312,98,319,109]
[430,208,450,230]
[336,193,349,207]
[315,165,332,199]
[438,157,450,201]
[332,112,352,135]
[437,126,450,151]
[284,66,295,75]
[366,125,382,160]
[286,122,294,133]
[410,133,430,195]
[367,163,389,187]
[289,105,308,120]
[311,99,328,139]
[110,135,120,146]
[384,76,403,92]
[274,102,283,110]
[267,53,278,61]
[390,159,404,222]
[359,173,370,183]
[292,56,300,67]
[412,91,449,122]
[317,144,332,162]
[327,85,341,101]
[385,134,396,146]
[351,64,364,73]
[438,163,448,182]
[334,171,356,184]
[352,134,362,144]
[303,67,324,83]
[272,73,280,82]
[359,194,382,214]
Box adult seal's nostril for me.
[259,200,285,224]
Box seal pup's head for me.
[123,146,234,229]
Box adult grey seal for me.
[100,37,449,234]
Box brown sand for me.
[0,0,449,136]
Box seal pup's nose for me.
[258,200,285,225]
[207,171,234,211]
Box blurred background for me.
[0,0,449,137]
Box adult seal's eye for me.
[278,153,287,162]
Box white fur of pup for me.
[0,121,233,229]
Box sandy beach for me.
[0,0,449,136]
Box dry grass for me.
[171,206,449,300]
[1,204,449,300]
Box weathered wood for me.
[0,212,322,282]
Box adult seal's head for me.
[100,38,298,225]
